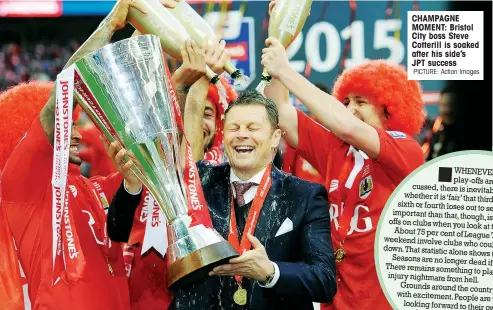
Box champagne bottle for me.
[256,0,312,96]
[128,0,226,104]
[165,1,250,89]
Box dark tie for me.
[232,181,255,207]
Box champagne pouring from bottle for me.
[162,0,250,91]
[127,0,228,105]
[256,0,313,96]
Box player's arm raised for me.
[261,37,381,159]
[39,0,148,143]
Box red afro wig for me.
[204,77,238,163]
[332,59,426,135]
[0,81,81,170]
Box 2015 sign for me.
[287,19,405,73]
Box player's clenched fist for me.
[261,37,289,79]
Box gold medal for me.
[334,247,346,263]
[233,285,247,306]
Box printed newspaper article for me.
[377,152,493,309]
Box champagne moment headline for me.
[407,11,483,80]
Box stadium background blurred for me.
[1,0,491,164]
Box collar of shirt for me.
[230,167,267,205]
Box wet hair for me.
[224,89,280,131]
[332,59,426,135]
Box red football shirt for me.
[296,110,424,309]
[1,118,130,310]
[126,244,173,310]
[0,171,25,310]
[125,192,174,310]
[283,144,324,185]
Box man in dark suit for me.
[169,89,336,309]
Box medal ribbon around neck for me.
[333,147,370,262]
[227,165,272,284]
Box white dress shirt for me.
[230,167,266,203]
[230,167,280,288]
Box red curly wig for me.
[204,77,238,159]
[0,81,81,170]
[332,59,426,135]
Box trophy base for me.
[167,240,238,290]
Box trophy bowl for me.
[72,34,238,289]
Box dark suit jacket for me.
[107,181,143,243]
[170,162,336,310]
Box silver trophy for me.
[72,34,237,289]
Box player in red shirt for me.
[261,34,426,308]
[282,144,324,185]
[172,38,238,165]
[0,81,54,310]
[1,103,134,310]
[0,0,181,308]
[282,83,327,186]
[202,77,238,164]
[0,79,143,309]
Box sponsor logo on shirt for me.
[329,203,373,235]
[386,131,407,139]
